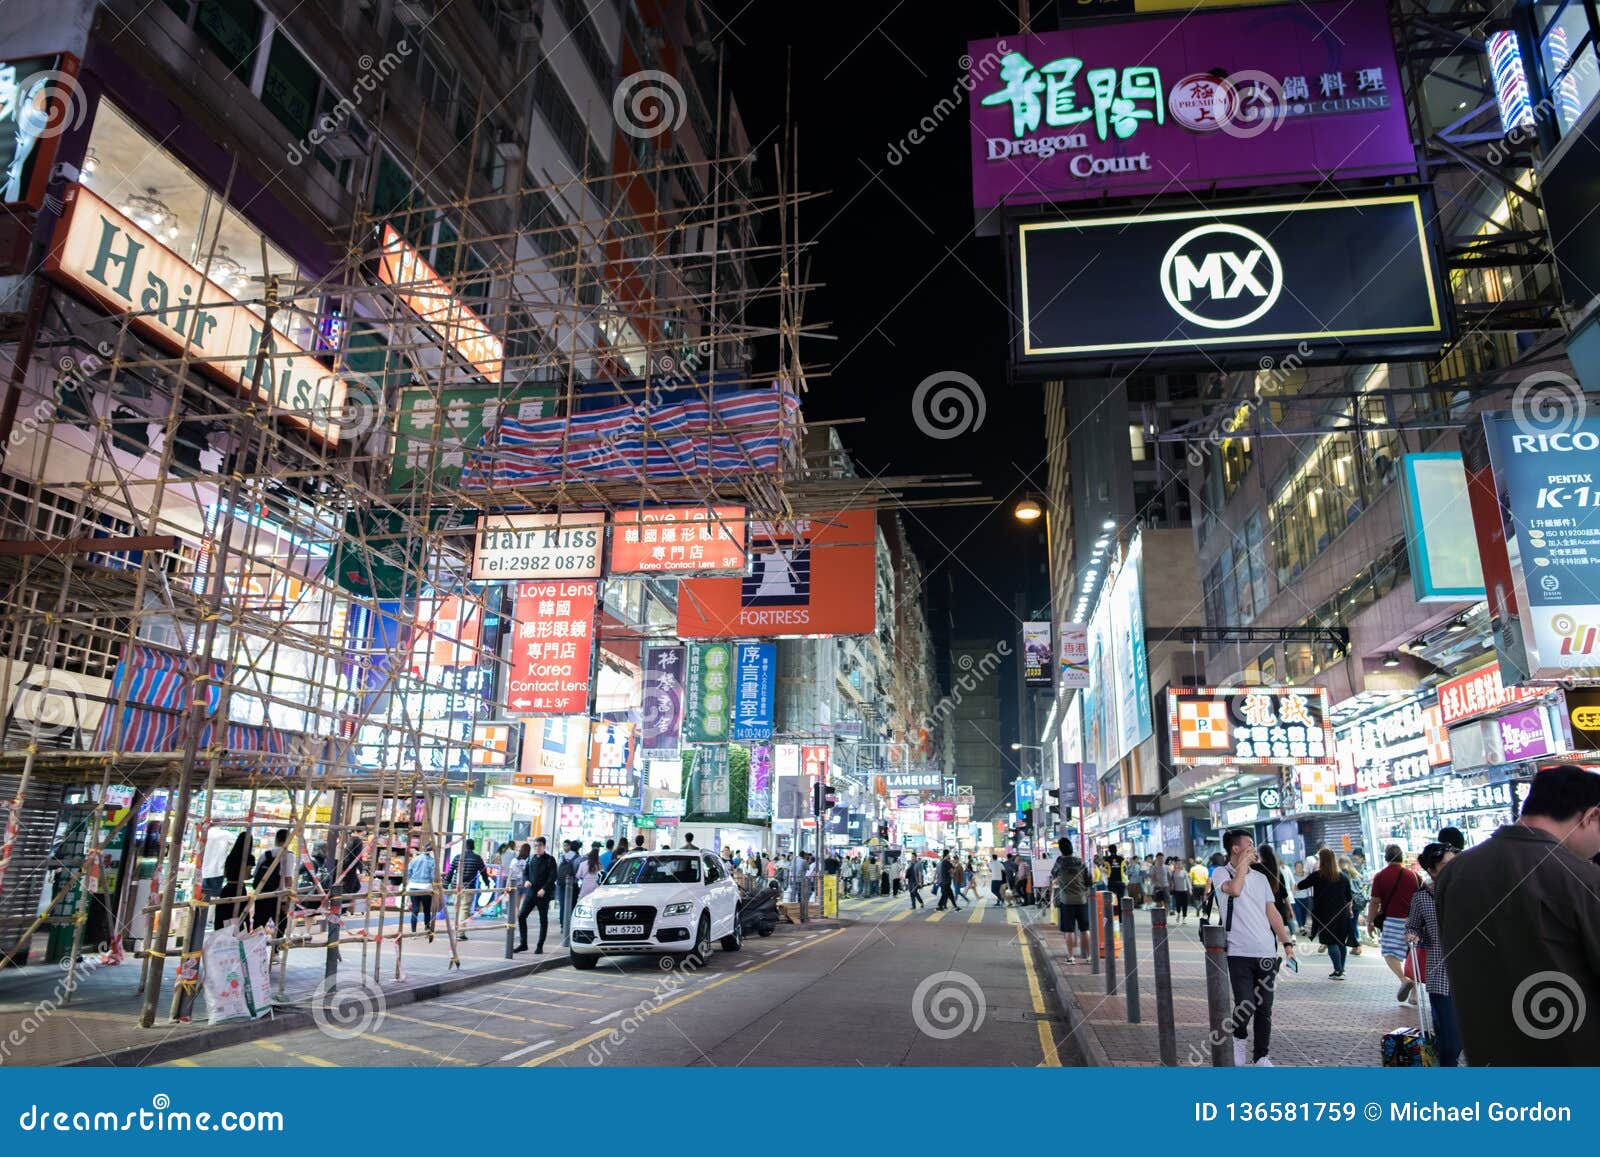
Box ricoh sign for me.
[967,0,1415,212]
[1013,193,1448,370]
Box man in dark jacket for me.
[518,836,558,953]
[335,823,367,910]
[935,851,960,911]
[447,838,491,939]
[1436,764,1600,1065]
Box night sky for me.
[718,1,1057,760]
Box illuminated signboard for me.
[44,185,349,444]
[1023,621,1051,686]
[471,512,605,581]
[1436,662,1545,727]
[1015,194,1447,369]
[1168,686,1333,766]
[967,0,1414,211]
[377,224,504,382]
[505,580,597,715]
[610,506,748,574]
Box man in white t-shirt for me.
[1216,829,1295,1066]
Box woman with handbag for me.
[1296,848,1356,979]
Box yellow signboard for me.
[822,874,839,917]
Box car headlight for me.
[574,902,595,919]
[663,902,695,916]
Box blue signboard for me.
[730,642,776,741]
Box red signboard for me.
[506,580,597,715]
[610,505,748,574]
[1437,662,1544,727]
[801,745,830,781]
[676,509,877,638]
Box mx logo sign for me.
[1158,223,1283,330]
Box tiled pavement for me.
[1033,903,1429,1066]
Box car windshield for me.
[603,854,701,886]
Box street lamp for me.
[1013,497,1043,522]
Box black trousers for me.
[1171,891,1190,918]
[1227,955,1279,1060]
[908,884,924,908]
[409,894,434,932]
[936,881,957,909]
[518,889,551,950]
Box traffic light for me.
[823,783,839,808]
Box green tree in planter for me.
[683,744,751,823]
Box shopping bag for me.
[201,920,273,1025]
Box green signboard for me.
[389,384,558,492]
[683,641,733,743]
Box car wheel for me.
[720,919,743,953]
[570,951,598,970]
[757,926,773,938]
[688,913,713,966]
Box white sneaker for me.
[1233,1039,1248,1066]
[1255,1057,1274,1066]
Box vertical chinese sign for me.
[683,641,733,742]
[505,580,597,715]
[640,645,686,759]
[689,744,732,816]
[730,642,776,741]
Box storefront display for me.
[1363,776,1517,853]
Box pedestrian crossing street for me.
[838,891,1045,925]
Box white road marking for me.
[590,1010,624,1024]
[497,1040,554,1063]
[762,948,782,956]
[734,958,753,967]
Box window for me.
[551,0,616,88]
[1535,0,1600,134]
[261,32,320,138]
[194,0,262,81]
[416,48,459,122]
[531,55,608,190]
[1128,424,1148,461]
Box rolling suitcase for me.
[1380,947,1436,1066]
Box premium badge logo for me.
[1158,223,1283,329]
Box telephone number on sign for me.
[478,554,599,574]
[1197,1102,1360,1123]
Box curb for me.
[1025,925,1112,1068]
[65,953,571,1068]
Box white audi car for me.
[569,850,742,969]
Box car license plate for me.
[610,923,645,936]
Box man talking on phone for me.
[1216,829,1296,1066]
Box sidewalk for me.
[1,911,566,1067]
[1032,907,1428,1066]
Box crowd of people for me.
[1043,763,1600,1068]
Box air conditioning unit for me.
[320,119,371,161]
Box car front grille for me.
[597,906,657,940]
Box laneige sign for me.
[44,184,348,444]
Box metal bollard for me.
[1152,906,1177,1066]
[1122,894,1140,1023]
[1088,891,1101,975]
[1104,891,1118,995]
[1202,923,1234,1066]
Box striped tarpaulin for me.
[461,388,800,490]
[94,643,287,757]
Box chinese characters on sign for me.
[981,53,1164,142]
[377,225,504,383]
[640,645,686,758]
[683,642,734,743]
[1168,686,1333,766]
[390,386,556,492]
[1058,623,1089,689]
[690,744,732,815]
[587,720,636,791]
[505,580,597,715]
[730,643,776,741]
[1436,662,1545,726]
[1496,706,1554,762]
[610,506,748,574]
[1334,696,1448,795]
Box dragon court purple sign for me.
[967,0,1414,210]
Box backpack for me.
[1054,855,1091,905]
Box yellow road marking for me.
[535,978,661,993]
[968,902,988,924]
[383,1010,522,1043]
[252,1040,338,1067]
[358,1033,471,1063]
[166,1058,198,1067]
[520,928,847,1067]
[1018,924,1062,1068]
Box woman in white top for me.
[575,843,603,900]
